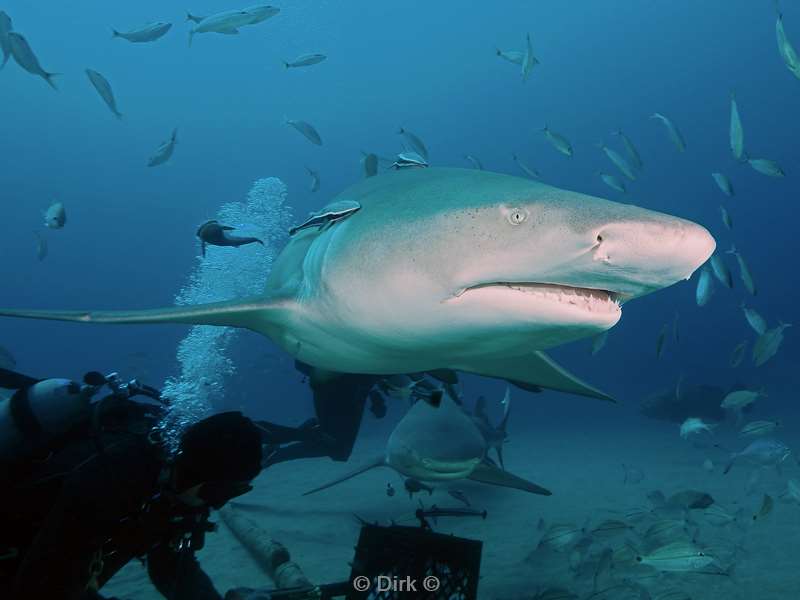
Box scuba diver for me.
[0,366,334,600]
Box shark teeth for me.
[460,282,622,313]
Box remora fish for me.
[753,322,792,367]
[397,127,428,160]
[599,144,636,181]
[650,113,686,152]
[726,245,756,295]
[611,129,642,170]
[286,119,322,145]
[729,92,744,161]
[711,172,734,197]
[112,22,172,43]
[8,32,58,90]
[283,53,326,69]
[86,69,123,119]
[147,128,178,167]
[542,126,573,156]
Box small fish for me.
[702,504,741,526]
[286,119,322,146]
[695,266,714,306]
[598,172,626,193]
[33,231,47,261]
[721,388,765,411]
[709,254,733,289]
[740,420,780,437]
[611,129,642,170]
[740,303,766,335]
[590,330,608,355]
[362,153,378,178]
[188,6,279,46]
[622,464,645,484]
[650,113,686,152]
[719,205,733,230]
[542,126,573,156]
[0,345,16,369]
[599,144,636,181]
[711,172,734,197]
[283,53,326,69]
[495,48,524,65]
[753,493,773,520]
[404,477,433,498]
[511,153,540,179]
[643,520,690,547]
[745,155,785,177]
[305,166,320,192]
[538,523,585,551]
[723,438,791,474]
[655,323,668,358]
[729,341,747,367]
[776,9,800,78]
[44,202,66,229]
[636,542,715,572]
[726,245,756,296]
[8,32,58,90]
[679,417,715,439]
[463,155,483,170]
[386,482,395,497]
[590,519,632,540]
[448,489,470,507]
[752,322,792,367]
[112,22,172,43]
[147,128,178,167]
[397,127,428,160]
[521,33,539,81]
[0,11,12,69]
[702,458,714,472]
[729,92,744,161]
[86,69,122,119]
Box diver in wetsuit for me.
[0,367,334,600]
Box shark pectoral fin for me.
[456,351,615,403]
[0,295,289,336]
[301,456,386,496]
[467,462,552,496]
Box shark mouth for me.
[456,282,623,313]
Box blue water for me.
[1,1,799,596]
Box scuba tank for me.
[0,371,107,461]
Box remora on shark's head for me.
[0,168,715,401]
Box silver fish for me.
[8,32,57,90]
[724,438,791,474]
[599,144,636,180]
[752,322,792,367]
[189,6,279,46]
[740,304,767,335]
[538,523,585,551]
[34,231,47,261]
[463,155,483,170]
[611,129,642,170]
[521,33,539,81]
[147,128,178,167]
[511,153,540,179]
[711,172,734,196]
[720,205,732,230]
[397,127,428,160]
[283,53,326,69]
[286,119,322,146]
[709,254,733,289]
[598,172,625,193]
[695,266,714,306]
[636,542,715,572]
[650,112,686,152]
[86,69,122,119]
[726,245,756,295]
[112,22,172,43]
[495,48,524,65]
[0,11,12,70]
[542,126,573,156]
[746,155,784,177]
[729,341,747,367]
[44,202,66,229]
[729,92,744,161]
[305,167,320,192]
[776,10,800,78]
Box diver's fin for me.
[301,456,387,496]
[467,462,551,496]
[455,350,615,402]
[0,295,289,336]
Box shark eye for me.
[507,208,528,225]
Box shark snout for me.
[590,217,716,297]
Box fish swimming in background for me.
[729,92,745,161]
[729,341,747,367]
[711,172,734,197]
[33,231,47,261]
[590,330,608,355]
[720,205,733,230]
[147,128,178,167]
[740,303,767,335]
[721,389,765,422]
[635,542,716,572]
[722,438,790,474]
[598,144,636,181]
[752,322,792,367]
[709,254,733,289]
[8,32,58,90]
[726,245,756,295]
[744,155,784,177]
[495,47,524,65]
[695,266,714,306]
[397,127,428,160]
[655,323,668,358]
[611,129,642,171]
[196,220,264,256]
[362,153,378,178]
[740,420,780,437]
[112,22,172,43]
[305,166,320,192]
[679,417,715,439]
[542,126,573,156]
[85,69,123,119]
[598,172,625,193]
[0,11,12,69]
[43,202,66,229]
[521,33,539,81]
[463,155,483,170]
[511,153,540,179]
[283,53,326,69]
[286,119,322,145]
[650,113,686,152]
[775,8,800,79]
[188,6,280,46]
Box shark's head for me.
[320,168,715,354]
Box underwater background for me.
[2,1,799,598]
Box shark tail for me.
[302,456,386,496]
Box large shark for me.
[0,168,715,401]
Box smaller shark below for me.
[303,389,551,496]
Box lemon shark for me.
[0,168,715,401]
[303,390,553,496]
